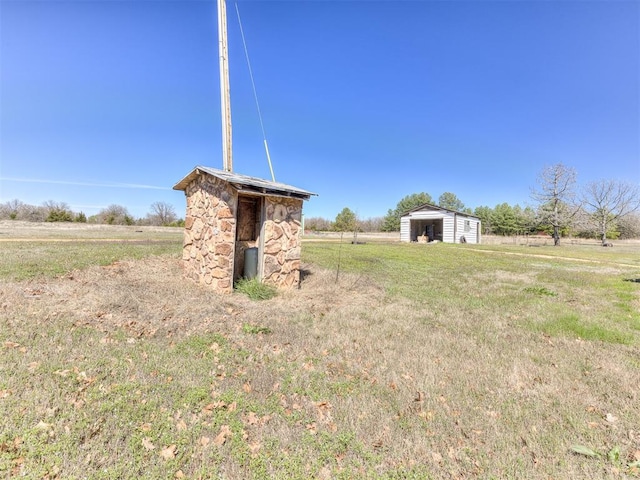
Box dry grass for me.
[1,224,640,479]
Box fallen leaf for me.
[571,444,599,457]
[243,383,252,393]
[245,412,259,425]
[160,444,177,460]
[3,341,20,349]
[199,436,211,447]
[213,425,232,446]
[175,471,185,479]
[142,437,155,450]
[605,413,618,423]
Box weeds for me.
[235,277,277,300]
[242,323,273,335]
[523,286,558,296]
[572,444,640,474]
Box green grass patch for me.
[524,286,558,297]
[303,241,640,346]
[242,323,273,335]
[537,313,634,345]
[0,240,180,281]
[235,277,278,300]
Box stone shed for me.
[173,166,315,294]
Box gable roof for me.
[173,166,316,200]
[402,202,480,219]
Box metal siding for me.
[402,211,458,243]
[401,208,481,244]
[442,216,455,243]
[400,217,410,242]
[470,220,480,244]
[455,217,481,244]
[408,211,447,220]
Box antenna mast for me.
[217,0,233,172]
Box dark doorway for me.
[411,219,443,242]
[234,195,263,282]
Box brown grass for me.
[1,224,640,478]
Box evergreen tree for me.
[333,207,357,232]
[438,192,465,211]
[381,192,432,232]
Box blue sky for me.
[1,0,638,221]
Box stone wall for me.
[182,174,237,294]
[262,197,303,288]
[181,172,305,293]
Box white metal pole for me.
[217,0,233,172]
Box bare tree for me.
[147,201,177,226]
[0,199,23,219]
[304,216,333,232]
[358,216,384,232]
[617,212,640,239]
[531,163,579,246]
[581,180,640,245]
[96,204,135,225]
[20,204,47,222]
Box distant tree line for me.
[4,165,639,243]
[305,166,640,244]
[0,200,184,227]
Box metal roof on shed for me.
[402,202,480,219]
[173,166,316,200]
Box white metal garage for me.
[400,203,481,244]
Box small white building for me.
[400,203,481,244]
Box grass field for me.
[1,223,639,479]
